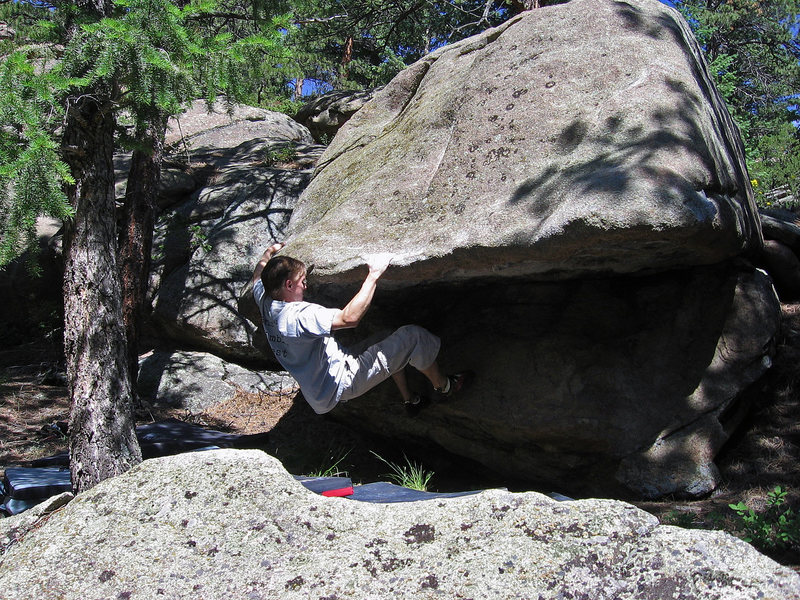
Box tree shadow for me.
[149,144,313,367]
[510,93,721,209]
[507,0,756,249]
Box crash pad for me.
[294,476,355,497]
[0,421,517,517]
[350,482,481,503]
[2,419,268,516]
[30,418,269,467]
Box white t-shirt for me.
[254,280,349,414]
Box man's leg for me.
[419,361,448,391]
[339,325,441,403]
[339,325,470,416]
[391,369,413,403]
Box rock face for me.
[146,102,324,363]
[270,0,778,498]
[293,88,379,143]
[285,0,760,285]
[2,450,798,599]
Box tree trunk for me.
[62,90,142,493]
[118,116,167,400]
[340,36,354,79]
[510,0,539,10]
[510,0,564,12]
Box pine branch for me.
[294,14,350,25]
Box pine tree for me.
[0,0,292,492]
[673,0,800,204]
[0,35,75,272]
[279,0,519,92]
[54,0,143,492]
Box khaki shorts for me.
[338,325,441,403]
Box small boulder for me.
[760,208,800,253]
[137,350,296,412]
[761,239,800,300]
[294,88,379,143]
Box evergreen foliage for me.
[0,0,292,270]
[279,0,517,93]
[0,48,74,273]
[673,0,800,205]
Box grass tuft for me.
[370,451,434,492]
[305,448,351,479]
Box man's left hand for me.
[365,253,394,278]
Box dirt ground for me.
[2,303,800,567]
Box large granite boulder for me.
[285,0,760,285]
[270,0,778,498]
[2,450,798,599]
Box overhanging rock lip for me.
[290,239,758,292]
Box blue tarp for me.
[292,477,482,502]
[0,467,72,515]
[2,420,570,516]
[30,418,268,467]
[1,420,491,516]
[349,481,481,503]
[1,419,264,515]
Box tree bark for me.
[510,0,540,10]
[340,36,354,79]
[509,0,565,12]
[118,116,167,400]
[62,90,142,493]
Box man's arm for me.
[331,254,393,330]
[251,242,285,285]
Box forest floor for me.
[2,303,800,567]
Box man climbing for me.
[251,242,469,416]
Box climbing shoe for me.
[436,371,473,401]
[404,394,430,417]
